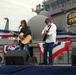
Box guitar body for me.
[18,33,32,44]
[43,34,48,41]
[42,26,51,41]
[43,35,47,41]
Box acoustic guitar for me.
[11,31,32,44]
[18,33,32,44]
[43,26,51,41]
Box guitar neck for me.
[14,33,19,37]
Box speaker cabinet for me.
[5,50,28,65]
[71,47,76,66]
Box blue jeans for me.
[20,42,30,56]
[43,42,54,63]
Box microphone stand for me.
[18,27,20,31]
[13,26,21,45]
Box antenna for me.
[4,17,9,30]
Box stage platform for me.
[0,64,76,75]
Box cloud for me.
[0,0,43,30]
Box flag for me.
[0,29,19,38]
[38,41,71,59]
[2,45,20,55]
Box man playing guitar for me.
[41,18,57,65]
[12,20,32,58]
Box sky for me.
[0,0,43,30]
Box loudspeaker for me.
[5,50,30,65]
[71,47,76,66]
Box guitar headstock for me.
[10,31,15,35]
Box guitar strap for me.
[46,25,51,33]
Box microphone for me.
[18,25,22,28]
